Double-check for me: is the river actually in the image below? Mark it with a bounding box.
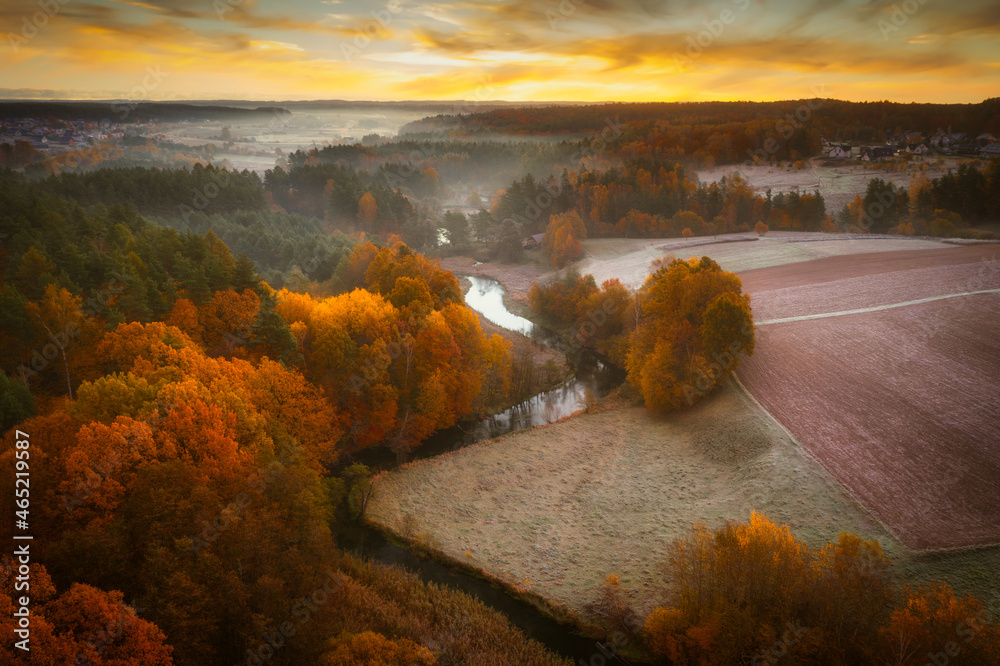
[337,275,632,663]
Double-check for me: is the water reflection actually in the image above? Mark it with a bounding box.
[388,277,626,459]
[464,275,536,337]
[353,277,623,467]
[469,356,615,439]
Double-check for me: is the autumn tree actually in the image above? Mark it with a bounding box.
[165,298,202,343]
[320,631,437,665]
[25,284,86,398]
[442,210,470,247]
[880,583,1000,666]
[477,334,513,413]
[754,220,769,236]
[358,192,378,228]
[277,243,498,458]
[590,574,635,636]
[528,273,630,356]
[542,211,587,268]
[644,514,852,663]
[341,463,376,518]
[626,256,754,411]
[0,560,173,665]
[197,288,261,357]
[0,369,35,432]
[643,513,1000,665]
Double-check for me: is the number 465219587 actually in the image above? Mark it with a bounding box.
[15,431,30,526]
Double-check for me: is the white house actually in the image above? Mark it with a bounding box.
[828,144,851,159]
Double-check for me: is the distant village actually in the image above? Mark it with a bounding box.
[824,129,999,162]
[0,117,166,150]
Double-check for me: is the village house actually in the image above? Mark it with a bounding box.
[522,232,544,250]
[861,146,894,161]
[827,144,851,159]
[979,142,1000,158]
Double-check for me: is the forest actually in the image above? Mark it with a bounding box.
[401,98,1000,146]
[0,163,579,664]
[0,101,290,124]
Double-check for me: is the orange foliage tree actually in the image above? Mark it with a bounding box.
[627,256,754,411]
[0,560,173,665]
[358,192,378,228]
[881,583,1000,666]
[644,513,1000,665]
[528,272,630,356]
[320,631,437,665]
[277,241,505,459]
[645,514,886,664]
[542,211,587,268]
[196,288,261,357]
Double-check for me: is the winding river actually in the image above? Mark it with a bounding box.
[337,275,630,663]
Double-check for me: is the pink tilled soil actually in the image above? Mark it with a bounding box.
[736,246,1000,550]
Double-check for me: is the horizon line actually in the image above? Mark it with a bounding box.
[0,97,995,107]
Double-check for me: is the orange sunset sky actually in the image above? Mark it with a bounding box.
[1,0,998,102]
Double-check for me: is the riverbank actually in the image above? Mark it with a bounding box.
[444,255,546,304]
[458,274,565,373]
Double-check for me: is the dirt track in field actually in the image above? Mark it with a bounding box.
[736,246,1000,550]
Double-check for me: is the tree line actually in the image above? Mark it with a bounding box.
[610,513,1000,665]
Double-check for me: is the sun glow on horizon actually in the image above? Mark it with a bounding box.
[1,0,998,103]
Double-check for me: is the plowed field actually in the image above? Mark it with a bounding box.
[737,245,1000,549]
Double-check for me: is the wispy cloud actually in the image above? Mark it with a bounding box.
[0,0,995,101]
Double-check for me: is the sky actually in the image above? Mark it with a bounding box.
[1,0,998,103]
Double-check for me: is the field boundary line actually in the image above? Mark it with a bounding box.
[756,288,1000,326]
[729,373,908,547]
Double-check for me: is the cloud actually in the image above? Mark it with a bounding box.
[1,0,996,102]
